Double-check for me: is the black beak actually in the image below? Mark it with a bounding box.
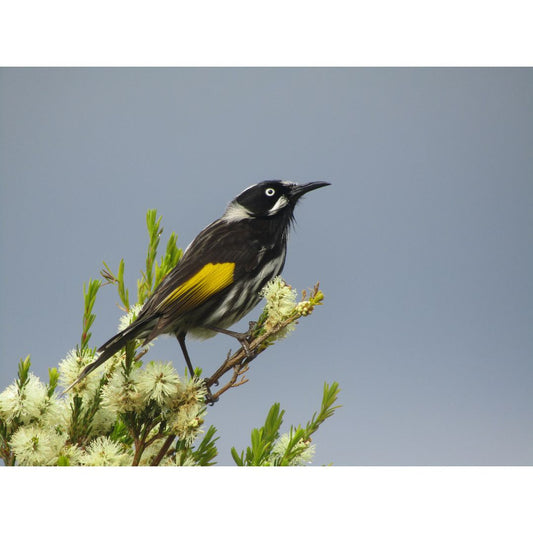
[289,181,331,201]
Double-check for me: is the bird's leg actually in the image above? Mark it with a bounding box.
[205,325,254,358]
[176,333,217,405]
[176,333,195,377]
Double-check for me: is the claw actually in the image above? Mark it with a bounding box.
[238,337,252,358]
[203,379,218,405]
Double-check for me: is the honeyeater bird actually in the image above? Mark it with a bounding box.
[64,180,330,394]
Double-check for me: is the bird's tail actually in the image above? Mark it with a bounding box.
[62,317,154,395]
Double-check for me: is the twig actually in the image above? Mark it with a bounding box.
[151,434,175,466]
[204,282,323,401]
[209,363,249,401]
[205,313,300,395]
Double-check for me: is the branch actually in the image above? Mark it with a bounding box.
[206,283,323,402]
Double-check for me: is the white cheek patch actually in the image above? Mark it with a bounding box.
[267,195,289,215]
[221,202,253,222]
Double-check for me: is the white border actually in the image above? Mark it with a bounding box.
[1,0,532,66]
[1,467,532,531]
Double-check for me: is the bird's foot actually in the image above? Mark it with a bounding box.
[203,380,219,406]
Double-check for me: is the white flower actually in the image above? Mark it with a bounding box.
[261,277,297,320]
[167,403,204,445]
[118,304,143,332]
[0,382,27,426]
[101,367,143,413]
[80,436,131,466]
[59,348,110,398]
[260,277,298,339]
[61,398,116,438]
[271,433,316,466]
[40,396,66,427]
[10,425,67,466]
[0,374,52,426]
[174,452,198,466]
[295,300,313,316]
[54,386,115,438]
[162,375,206,446]
[176,375,207,406]
[88,404,117,436]
[164,375,206,415]
[58,349,93,386]
[137,361,181,406]
[24,377,64,427]
[58,444,85,466]
[21,374,48,415]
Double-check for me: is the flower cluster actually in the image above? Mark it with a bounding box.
[0,370,68,465]
[0,307,208,466]
[80,436,131,466]
[8,425,67,466]
[271,433,316,466]
[259,277,298,340]
[258,277,324,342]
[0,373,58,427]
[0,271,329,467]
[117,304,143,332]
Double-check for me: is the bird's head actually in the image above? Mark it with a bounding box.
[222,180,330,222]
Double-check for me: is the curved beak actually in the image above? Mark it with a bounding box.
[289,181,331,201]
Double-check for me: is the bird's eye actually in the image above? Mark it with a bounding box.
[265,188,276,197]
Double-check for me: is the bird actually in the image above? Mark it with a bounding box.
[63,180,330,395]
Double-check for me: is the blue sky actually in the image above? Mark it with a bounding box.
[1,67,532,465]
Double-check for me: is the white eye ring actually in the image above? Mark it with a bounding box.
[265,188,276,197]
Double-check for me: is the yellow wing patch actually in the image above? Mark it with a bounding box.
[157,262,235,313]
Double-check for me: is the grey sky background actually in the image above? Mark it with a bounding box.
[1,68,531,465]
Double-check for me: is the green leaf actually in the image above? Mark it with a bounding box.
[16,355,31,389]
[117,258,130,309]
[47,367,59,397]
[81,279,101,350]
[232,383,340,467]
[109,418,133,446]
[231,446,244,466]
[57,456,70,466]
[238,402,285,466]
[304,381,341,436]
[191,425,219,466]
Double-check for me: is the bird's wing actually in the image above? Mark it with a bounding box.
[139,219,265,319]
[155,261,235,315]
